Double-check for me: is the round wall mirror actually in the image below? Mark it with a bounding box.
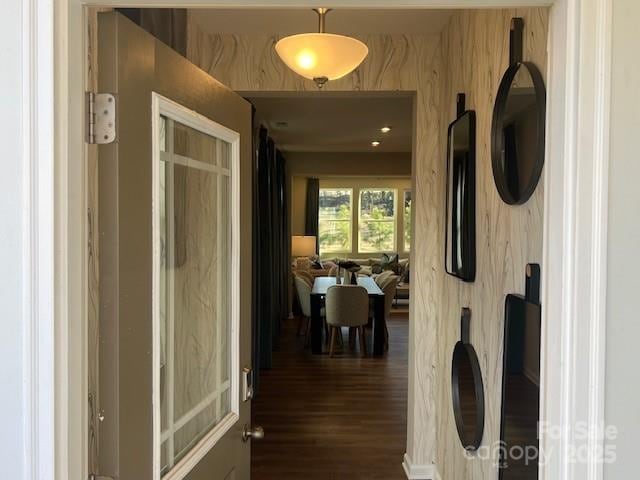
[451,309,485,451]
[491,61,546,205]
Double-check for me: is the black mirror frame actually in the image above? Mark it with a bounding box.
[498,264,541,477]
[445,93,476,282]
[451,308,485,451]
[491,18,547,205]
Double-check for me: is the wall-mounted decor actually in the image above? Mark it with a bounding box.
[445,93,476,282]
[451,307,485,451]
[491,18,546,205]
[499,264,541,478]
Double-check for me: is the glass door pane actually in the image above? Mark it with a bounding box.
[156,108,235,476]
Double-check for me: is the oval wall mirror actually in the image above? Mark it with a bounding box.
[491,18,546,205]
[451,308,485,451]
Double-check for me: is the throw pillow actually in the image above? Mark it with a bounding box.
[381,253,401,274]
[400,262,410,283]
[369,257,383,274]
[295,257,312,271]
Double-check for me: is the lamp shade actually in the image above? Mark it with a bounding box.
[291,235,317,257]
[275,33,368,84]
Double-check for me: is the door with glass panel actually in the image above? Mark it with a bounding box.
[95,12,254,480]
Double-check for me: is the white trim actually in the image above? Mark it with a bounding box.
[151,93,242,480]
[22,0,55,479]
[32,1,611,479]
[162,413,239,480]
[402,453,440,480]
[160,151,232,175]
[152,91,163,479]
[539,2,611,480]
[160,380,232,442]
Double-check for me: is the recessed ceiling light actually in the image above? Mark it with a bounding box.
[380,126,392,133]
[371,141,381,147]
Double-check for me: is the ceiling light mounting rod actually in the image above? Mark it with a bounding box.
[313,8,332,33]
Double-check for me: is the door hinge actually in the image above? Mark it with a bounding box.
[89,475,114,480]
[86,92,116,144]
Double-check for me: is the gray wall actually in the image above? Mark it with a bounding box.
[0,0,26,478]
[604,0,640,477]
[286,151,411,177]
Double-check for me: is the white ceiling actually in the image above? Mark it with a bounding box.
[189,8,455,36]
[247,93,413,153]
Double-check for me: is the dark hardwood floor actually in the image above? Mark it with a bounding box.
[251,314,409,480]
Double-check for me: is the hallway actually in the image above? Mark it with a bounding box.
[251,315,409,479]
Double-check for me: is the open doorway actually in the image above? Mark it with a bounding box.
[247,92,414,478]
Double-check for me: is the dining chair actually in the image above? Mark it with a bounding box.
[325,285,369,357]
[379,275,399,351]
[295,270,314,286]
[374,270,393,287]
[368,274,398,351]
[294,275,327,345]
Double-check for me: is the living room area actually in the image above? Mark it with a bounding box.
[249,92,413,349]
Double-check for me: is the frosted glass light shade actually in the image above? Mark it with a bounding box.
[275,33,368,83]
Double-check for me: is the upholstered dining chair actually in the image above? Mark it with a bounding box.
[379,274,399,350]
[295,270,314,287]
[374,270,393,287]
[294,274,328,345]
[325,285,369,357]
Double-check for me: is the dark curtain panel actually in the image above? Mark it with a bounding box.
[253,125,289,381]
[305,178,320,254]
[251,108,262,389]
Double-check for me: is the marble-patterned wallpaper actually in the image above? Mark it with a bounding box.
[436,8,548,479]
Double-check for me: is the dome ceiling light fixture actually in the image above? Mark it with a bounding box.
[275,8,369,88]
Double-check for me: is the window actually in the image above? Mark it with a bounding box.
[358,189,397,253]
[318,189,353,254]
[404,190,412,252]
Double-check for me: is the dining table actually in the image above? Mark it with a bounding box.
[310,276,386,356]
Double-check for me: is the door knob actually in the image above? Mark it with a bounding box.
[242,424,265,442]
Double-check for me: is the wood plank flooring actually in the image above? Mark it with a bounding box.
[251,315,409,480]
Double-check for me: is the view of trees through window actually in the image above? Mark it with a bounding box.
[358,189,396,253]
[318,189,352,254]
[404,190,412,251]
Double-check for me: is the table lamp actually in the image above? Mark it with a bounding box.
[291,235,317,258]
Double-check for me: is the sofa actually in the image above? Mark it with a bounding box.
[293,254,409,281]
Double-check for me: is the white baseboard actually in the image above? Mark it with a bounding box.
[402,453,440,480]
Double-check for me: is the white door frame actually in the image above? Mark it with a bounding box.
[20,0,611,479]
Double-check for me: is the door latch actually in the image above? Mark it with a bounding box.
[242,366,254,402]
